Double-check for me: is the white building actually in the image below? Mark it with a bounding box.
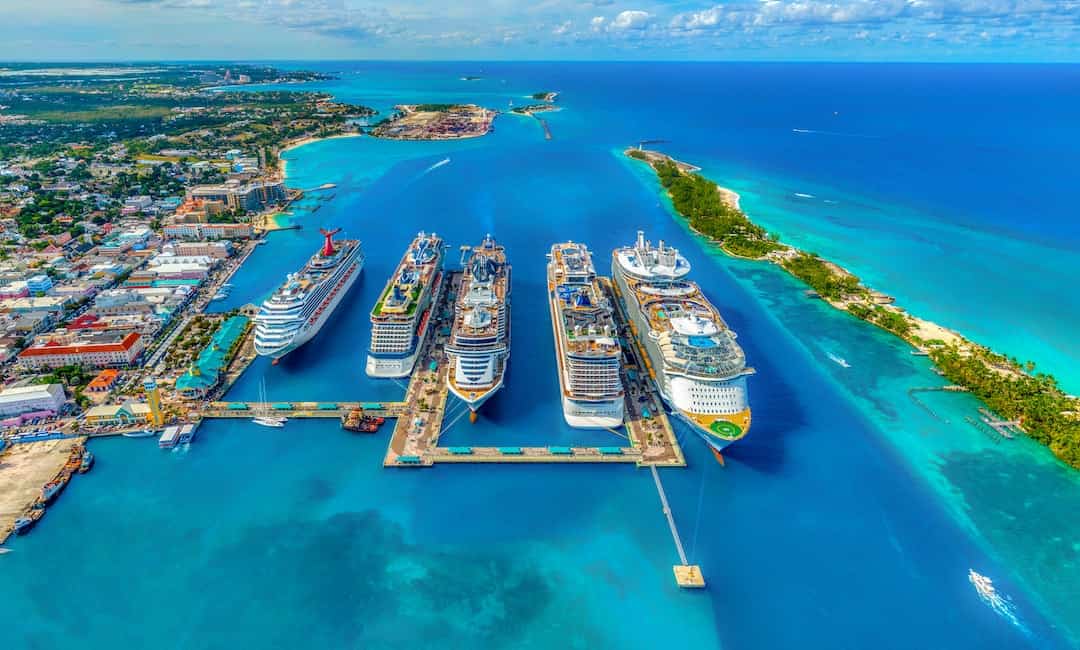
[0,383,67,416]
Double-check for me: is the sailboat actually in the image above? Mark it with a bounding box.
[252,377,286,428]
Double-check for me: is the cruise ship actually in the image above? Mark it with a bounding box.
[446,234,511,418]
[612,231,753,452]
[253,228,364,360]
[366,232,445,378]
[546,242,624,428]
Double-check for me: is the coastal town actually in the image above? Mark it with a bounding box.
[0,64,382,542]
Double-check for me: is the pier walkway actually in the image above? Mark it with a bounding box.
[601,278,685,467]
[383,271,457,467]
[203,401,406,419]
[650,465,705,588]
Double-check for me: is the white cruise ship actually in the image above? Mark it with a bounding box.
[253,228,364,360]
[547,242,624,428]
[366,232,445,378]
[446,235,510,419]
[612,231,753,452]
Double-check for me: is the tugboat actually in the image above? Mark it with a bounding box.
[341,408,385,433]
[79,449,94,474]
[13,509,44,535]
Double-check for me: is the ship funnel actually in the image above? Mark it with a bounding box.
[636,230,645,251]
[319,227,341,256]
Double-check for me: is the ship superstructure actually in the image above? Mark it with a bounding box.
[253,228,364,360]
[611,231,752,451]
[446,234,511,415]
[366,232,445,378]
[546,242,624,428]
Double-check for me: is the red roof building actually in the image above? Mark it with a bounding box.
[17,330,145,369]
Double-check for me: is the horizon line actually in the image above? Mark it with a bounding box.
[2,58,1080,65]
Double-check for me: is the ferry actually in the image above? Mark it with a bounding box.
[546,242,624,428]
[446,234,511,419]
[611,231,753,452]
[366,232,445,378]
[253,228,364,360]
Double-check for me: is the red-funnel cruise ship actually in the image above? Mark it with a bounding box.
[254,228,364,360]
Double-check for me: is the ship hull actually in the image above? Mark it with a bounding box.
[365,348,421,378]
[448,372,504,412]
[561,396,623,429]
[254,259,363,359]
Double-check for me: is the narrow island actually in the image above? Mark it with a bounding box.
[369,104,496,140]
[626,146,1080,470]
[530,91,559,102]
[510,104,560,116]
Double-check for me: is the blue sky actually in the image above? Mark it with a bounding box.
[2,1,1079,61]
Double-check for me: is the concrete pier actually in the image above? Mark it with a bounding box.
[384,271,459,467]
[600,277,686,467]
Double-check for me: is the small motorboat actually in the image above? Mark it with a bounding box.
[252,416,285,428]
[122,430,157,438]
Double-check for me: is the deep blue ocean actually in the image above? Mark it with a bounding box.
[2,63,1079,649]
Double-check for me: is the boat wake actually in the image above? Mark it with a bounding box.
[422,157,451,175]
[827,352,851,368]
[968,569,1028,635]
[792,127,878,139]
[794,192,815,199]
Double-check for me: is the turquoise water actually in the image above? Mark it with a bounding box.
[3,63,1079,649]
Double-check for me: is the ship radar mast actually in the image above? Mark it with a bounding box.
[319,227,341,256]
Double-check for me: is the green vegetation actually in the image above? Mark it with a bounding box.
[652,159,782,258]
[413,104,457,112]
[530,91,555,101]
[846,303,913,338]
[781,252,862,301]
[931,345,1080,469]
[35,364,94,389]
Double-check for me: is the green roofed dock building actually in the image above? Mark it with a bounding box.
[175,316,250,398]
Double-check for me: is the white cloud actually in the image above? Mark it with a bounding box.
[552,20,571,35]
[609,10,651,31]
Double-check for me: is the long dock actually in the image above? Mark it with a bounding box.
[204,401,406,419]
[650,465,705,588]
[382,272,685,467]
[600,277,685,467]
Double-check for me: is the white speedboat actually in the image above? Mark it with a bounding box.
[252,416,285,428]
